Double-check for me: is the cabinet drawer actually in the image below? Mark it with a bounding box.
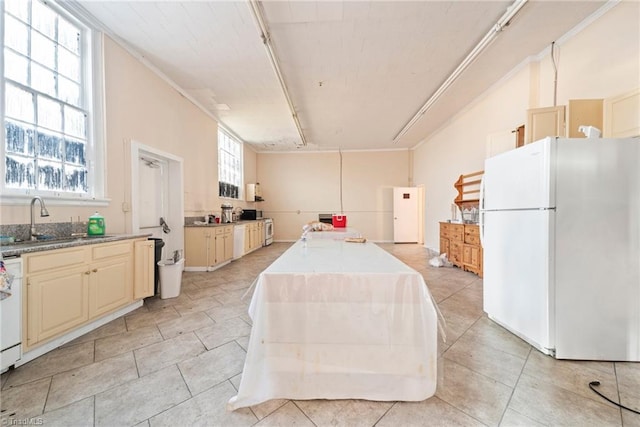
[450,225,464,242]
[464,225,479,236]
[464,234,480,245]
[91,242,132,260]
[215,227,225,235]
[25,247,87,275]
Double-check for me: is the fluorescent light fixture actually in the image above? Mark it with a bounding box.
[393,0,528,144]
[248,0,308,147]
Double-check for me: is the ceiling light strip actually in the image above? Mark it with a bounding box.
[248,0,307,147]
[392,0,529,143]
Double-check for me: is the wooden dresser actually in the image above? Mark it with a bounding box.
[439,222,482,277]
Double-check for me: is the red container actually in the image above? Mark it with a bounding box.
[332,214,347,228]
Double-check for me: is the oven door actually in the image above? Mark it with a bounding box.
[264,220,273,245]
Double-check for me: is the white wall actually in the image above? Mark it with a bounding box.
[413,2,640,250]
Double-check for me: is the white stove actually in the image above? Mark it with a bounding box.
[264,218,273,246]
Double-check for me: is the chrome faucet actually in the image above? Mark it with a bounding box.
[30,196,50,241]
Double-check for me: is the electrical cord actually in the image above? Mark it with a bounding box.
[588,381,640,415]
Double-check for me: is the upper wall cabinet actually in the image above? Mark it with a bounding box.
[525,106,566,144]
[603,88,640,138]
[526,99,606,143]
[566,99,603,137]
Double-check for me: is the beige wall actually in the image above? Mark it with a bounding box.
[257,150,410,241]
[413,2,640,251]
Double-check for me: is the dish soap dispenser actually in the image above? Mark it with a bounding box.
[88,212,105,236]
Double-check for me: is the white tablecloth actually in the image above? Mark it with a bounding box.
[228,239,438,410]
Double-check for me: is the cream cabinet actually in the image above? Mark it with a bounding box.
[603,88,640,138]
[134,240,155,299]
[525,106,566,144]
[185,227,212,268]
[526,100,606,143]
[23,239,145,350]
[88,243,133,318]
[214,225,233,264]
[184,225,233,270]
[243,222,264,254]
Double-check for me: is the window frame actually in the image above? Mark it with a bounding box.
[1,0,107,206]
[217,128,243,200]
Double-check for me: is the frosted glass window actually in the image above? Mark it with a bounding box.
[58,76,80,106]
[37,131,63,160]
[58,18,80,55]
[218,130,243,199]
[4,49,29,85]
[5,84,35,123]
[5,120,35,156]
[5,0,29,22]
[4,15,29,55]
[3,0,95,196]
[64,106,86,139]
[38,159,63,190]
[31,30,56,69]
[31,0,56,39]
[37,95,62,132]
[58,47,80,82]
[31,62,56,97]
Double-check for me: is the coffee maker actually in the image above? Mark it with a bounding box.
[221,203,233,223]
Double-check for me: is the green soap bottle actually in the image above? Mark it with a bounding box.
[88,212,105,236]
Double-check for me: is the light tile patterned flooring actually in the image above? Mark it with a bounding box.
[1,242,639,426]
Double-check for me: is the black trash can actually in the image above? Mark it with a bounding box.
[148,238,165,295]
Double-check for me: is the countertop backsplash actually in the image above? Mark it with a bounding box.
[0,221,89,243]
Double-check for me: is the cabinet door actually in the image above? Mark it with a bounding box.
[89,256,132,318]
[27,267,89,348]
[244,226,251,253]
[185,228,210,267]
[439,237,450,256]
[449,242,463,267]
[134,240,154,299]
[603,88,640,137]
[567,99,603,137]
[526,106,565,143]
[223,227,234,262]
[214,234,224,264]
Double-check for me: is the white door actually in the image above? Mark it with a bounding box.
[393,187,418,243]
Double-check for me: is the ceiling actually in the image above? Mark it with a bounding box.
[70,0,608,152]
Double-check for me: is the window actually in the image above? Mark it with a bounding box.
[2,0,104,201]
[218,129,242,199]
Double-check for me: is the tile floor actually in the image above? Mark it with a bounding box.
[1,242,639,426]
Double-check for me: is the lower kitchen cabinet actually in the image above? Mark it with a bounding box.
[23,239,150,350]
[439,222,482,277]
[25,264,90,347]
[134,239,155,299]
[185,225,233,270]
[88,243,133,318]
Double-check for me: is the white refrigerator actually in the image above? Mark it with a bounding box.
[480,137,640,361]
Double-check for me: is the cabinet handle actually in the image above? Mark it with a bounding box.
[85,271,91,275]
[92,268,98,273]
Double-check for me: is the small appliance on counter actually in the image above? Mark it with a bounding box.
[240,209,263,220]
[221,204,233,223]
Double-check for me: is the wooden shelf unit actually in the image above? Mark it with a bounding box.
[454,170,483,210]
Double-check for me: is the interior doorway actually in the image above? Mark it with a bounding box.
[130,141,184,261]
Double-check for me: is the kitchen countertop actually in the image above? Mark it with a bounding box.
[0,233,151,257]
[184,219,266,227]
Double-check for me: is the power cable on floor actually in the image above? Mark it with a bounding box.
[588,381,640,415]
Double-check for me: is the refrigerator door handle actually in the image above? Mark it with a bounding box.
[479,176,485,246]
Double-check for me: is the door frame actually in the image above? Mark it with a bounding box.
[130,141,184,259]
